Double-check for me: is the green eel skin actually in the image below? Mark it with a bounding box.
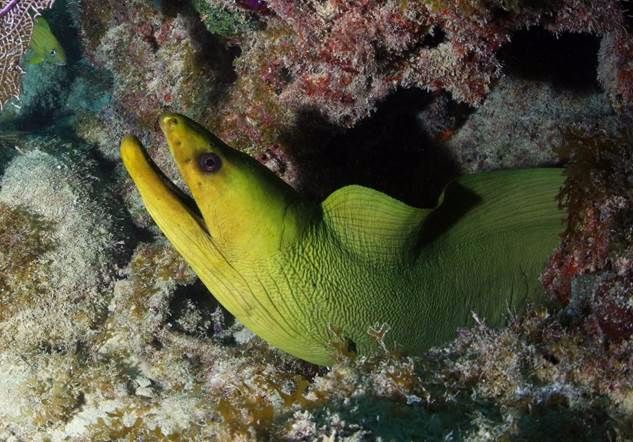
[120,113,565,366]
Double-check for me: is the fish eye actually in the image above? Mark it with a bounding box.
[197,152,222,173]
[49,49,56,56]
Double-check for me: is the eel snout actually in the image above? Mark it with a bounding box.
[120,133,207,235]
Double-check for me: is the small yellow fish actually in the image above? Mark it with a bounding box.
[26,16,66,65]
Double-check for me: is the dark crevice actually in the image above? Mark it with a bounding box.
[282,88,460,208]
[421,25,446,49]
[499,28,601,93]
[187,14,240,86]
[177,3,241,109]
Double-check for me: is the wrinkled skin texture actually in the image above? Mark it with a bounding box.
[121,113,565,365]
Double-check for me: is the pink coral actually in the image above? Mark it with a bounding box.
[0,0,55,110]
[215,0,627,152]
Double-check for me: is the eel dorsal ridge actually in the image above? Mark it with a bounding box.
[320,185,433,264]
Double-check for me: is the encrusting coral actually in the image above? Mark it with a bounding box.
[0,202,56,322]
[446,76,620,173]
[598,31,633,116]
[75,0,630,167]
[209,0,629,151]
[0,135,132,435]
[542,129,633,338]
[0,146,121,353]
[77,0,230,132]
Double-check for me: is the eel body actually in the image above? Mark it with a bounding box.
[121,113,564,366]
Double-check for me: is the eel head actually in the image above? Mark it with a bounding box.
[120,113,310,264]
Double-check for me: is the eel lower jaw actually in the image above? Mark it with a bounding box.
[124,136,210,237]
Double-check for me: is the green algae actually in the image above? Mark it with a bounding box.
[191,0,254,37]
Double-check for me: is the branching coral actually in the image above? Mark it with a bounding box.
[0,0,55,110]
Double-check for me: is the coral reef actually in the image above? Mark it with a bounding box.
[0,0,632,439]
[598,31,633,117]
[2,127,630,441]
[191,0,257,38]
[542,129,633,340]
[77,0,232,130]
[74,0,630,164]
[0,137,130,356]
[211,0,628,152]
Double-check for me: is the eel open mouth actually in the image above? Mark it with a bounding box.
[120,135,210,236]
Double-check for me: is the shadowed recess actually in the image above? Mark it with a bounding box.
[282,88,461,208]
[498,28,601,93]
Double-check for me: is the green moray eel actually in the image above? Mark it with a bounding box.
[120,113,564,366]
[26,17,66,66]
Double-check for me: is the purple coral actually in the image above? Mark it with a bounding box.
[0,0,19,18]
[237,0,269,13]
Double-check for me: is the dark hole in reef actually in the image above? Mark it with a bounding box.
[143,33,160,53]
[153,0,190,16]
[282,88,459,208]
[345,337,358,354]
[491,6,513,19]
[182,3,241,103]
[421,25,446,48]
[542,352,560,365]
[277,66,293,90]
[498,28,601,93]
[167,279,235,338]
[375,26,445,63]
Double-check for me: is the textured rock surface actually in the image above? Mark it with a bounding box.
[447,77,619,172]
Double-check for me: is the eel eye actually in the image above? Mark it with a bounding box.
[49,49,56,56]
[198,152,222,173]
